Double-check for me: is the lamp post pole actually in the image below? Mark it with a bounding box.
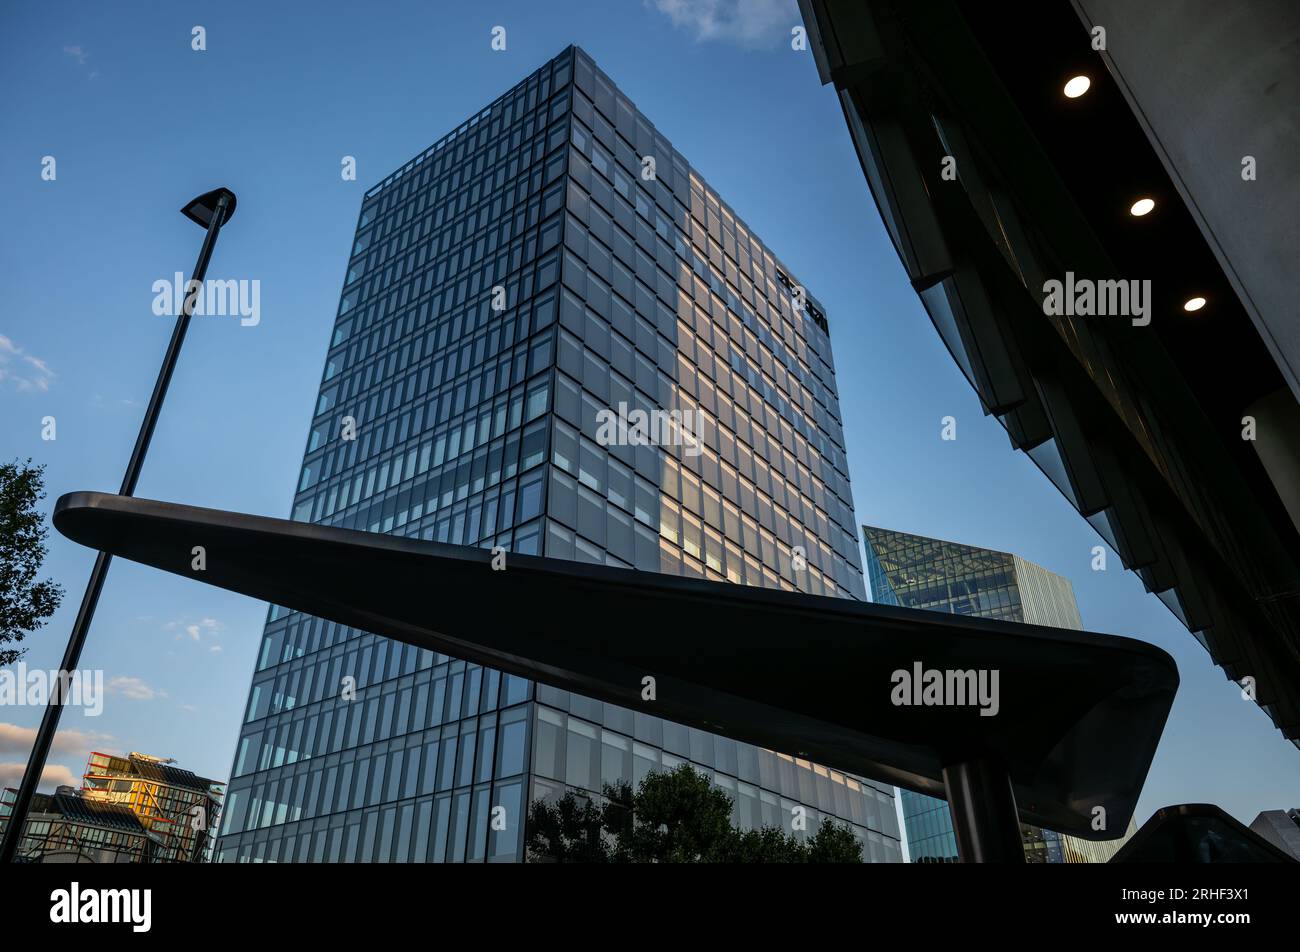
[0,188,236,864]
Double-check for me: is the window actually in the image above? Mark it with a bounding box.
[496,706,528,778]
[565,718,598,791]
[533,706,564,780]
[520,419,547,470]
[524,377,549,421]
[517,471,544,523]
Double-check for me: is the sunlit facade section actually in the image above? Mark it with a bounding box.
[81,752,224,863]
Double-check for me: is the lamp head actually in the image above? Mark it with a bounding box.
[181,187,237,228]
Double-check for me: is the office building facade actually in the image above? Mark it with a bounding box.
[214,46,899,863]
[864,525,1130,862]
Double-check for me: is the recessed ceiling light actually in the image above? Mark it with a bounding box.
[1130,197,1155,217]
[1063,75,1091,98]
[1183,296,1207,312]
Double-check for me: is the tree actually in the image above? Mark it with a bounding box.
[0,459,63,665]
[806,814,870,862]
[526,763,864,863]
[625,764,737,862]
[524,783,611,862]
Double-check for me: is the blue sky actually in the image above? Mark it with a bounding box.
[2,0,1296,830]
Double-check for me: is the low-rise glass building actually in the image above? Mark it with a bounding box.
[864,524,1131,862]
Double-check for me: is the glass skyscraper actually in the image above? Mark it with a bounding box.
[863,524,1132,862]
[212,46,900,863]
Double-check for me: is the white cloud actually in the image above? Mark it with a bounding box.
[0,761,78,792]
[0,334,55,393]
[0,722,113,757]
[165,616,222,645]
[62,44,97,79]
[107,676,164,701]
[0,722,113,793]
[648,0,798,49]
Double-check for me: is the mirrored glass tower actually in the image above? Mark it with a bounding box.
[213,46,898,863]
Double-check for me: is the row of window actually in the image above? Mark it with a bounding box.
[245,641,528,728]
[308,294,560,519]
[218,780,525,864]
[346,161,566,339]
[261,611,442,673]
[355,61,569,261]
[321,228,560,429]
[12,821,145,857]
[363,51,569,205]
[297,373,550,524]
[223,705,529,838]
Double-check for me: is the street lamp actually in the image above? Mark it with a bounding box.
[0,188,237,864]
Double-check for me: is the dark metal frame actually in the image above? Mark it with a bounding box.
[53,491,1178,860]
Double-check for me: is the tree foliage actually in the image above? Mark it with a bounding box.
[526,763,864,863]
[0,459,63,665]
